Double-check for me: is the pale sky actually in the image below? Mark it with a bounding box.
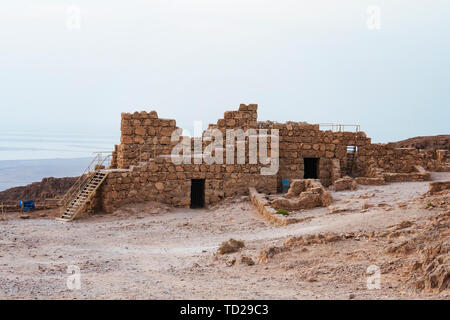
[0,0,449,143]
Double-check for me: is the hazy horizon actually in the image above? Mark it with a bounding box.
[1,0,449,147]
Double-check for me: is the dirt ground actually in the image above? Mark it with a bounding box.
[1,173,449,299]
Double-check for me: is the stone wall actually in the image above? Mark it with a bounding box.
[382,165,430,182]
[270,179,333,210]
[357,145,439,175]
[249,187,300,225]
[258,121,371,187]
[113,111,179,169]
[437,150,450,165]
[213,104,258,130]
[99,156,277,213]
[429,180,450,194]
[99,103,447,214]
[102,104,284,213]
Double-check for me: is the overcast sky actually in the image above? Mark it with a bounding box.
[0,0,449,142]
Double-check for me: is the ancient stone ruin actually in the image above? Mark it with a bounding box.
[270,179,333,210]
[85,103,449,214]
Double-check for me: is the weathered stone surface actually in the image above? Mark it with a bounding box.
[248,188,302,226]
[429,180,450,194]
[334,176,357,191]
[355,177,386,185]
[270,179,332,210]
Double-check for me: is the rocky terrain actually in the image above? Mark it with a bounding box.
[388,135,450,150]
[0,173,449,299]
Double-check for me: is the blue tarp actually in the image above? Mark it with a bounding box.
[282,179,290,193]
[19,199,35,212]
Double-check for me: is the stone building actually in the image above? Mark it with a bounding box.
[94,104,449,213]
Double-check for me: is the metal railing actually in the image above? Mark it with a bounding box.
[58,152,112,212]
[319,123,360,132]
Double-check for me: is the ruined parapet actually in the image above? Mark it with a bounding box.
[109,144,119,169]
[270,179,332,210]
[249,187,301,225]
[435,150,450,171]
[330,159,341,184]
[353,161,430,184]
[216,104,258,130]
[354,176,386,185]
[436,150,449,164]
[117,110,179,169]
[382,165,430,182]
[428,180,450,194]
[334,176,357,191]
[357,145,440,174]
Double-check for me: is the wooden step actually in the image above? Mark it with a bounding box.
[57,170,109,222]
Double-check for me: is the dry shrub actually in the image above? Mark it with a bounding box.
[218,238,245,255]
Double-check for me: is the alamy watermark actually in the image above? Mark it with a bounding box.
[366,264,381,289]
[66,265,81,290]
[66,5,81,31]
[366,5,381,30]
[170,123,279,175]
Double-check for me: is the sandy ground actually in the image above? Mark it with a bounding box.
[0,172,449,299]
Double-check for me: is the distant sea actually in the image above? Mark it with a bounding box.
[0,132,119,191]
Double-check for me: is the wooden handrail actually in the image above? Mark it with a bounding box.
[59,153,112,213]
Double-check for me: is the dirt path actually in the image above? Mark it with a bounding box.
[0,172,449,299]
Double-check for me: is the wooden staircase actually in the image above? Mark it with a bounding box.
[57,171,108,222]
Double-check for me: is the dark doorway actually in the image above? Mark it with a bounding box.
[190,179,205,208]
[304,158,319,179]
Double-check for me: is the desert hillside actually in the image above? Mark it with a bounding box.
[0,177,77,202]
[388,135,450,150]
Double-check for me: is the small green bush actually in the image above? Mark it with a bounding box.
[276,209,289,216]
[426,201,433,208]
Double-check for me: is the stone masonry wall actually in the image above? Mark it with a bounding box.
[258,121,371,187]
[114,111,179,169]
[100,103,445,213]
[99,156,277,213]
[356,144,439,175]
